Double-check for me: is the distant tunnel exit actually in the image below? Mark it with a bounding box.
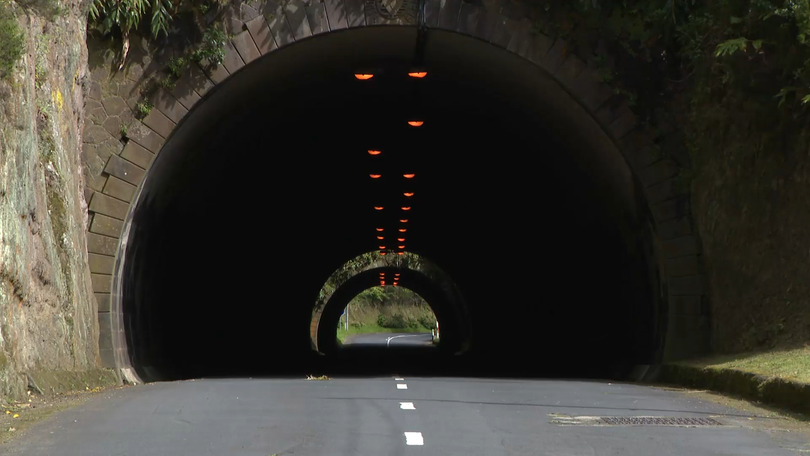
[113,26,666,382]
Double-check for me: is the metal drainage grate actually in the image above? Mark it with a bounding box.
[599,417,723,426]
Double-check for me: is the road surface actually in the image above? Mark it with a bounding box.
[344,332,434,347]
[2,376,808,455]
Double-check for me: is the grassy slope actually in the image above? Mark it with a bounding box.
[679,345,810,384]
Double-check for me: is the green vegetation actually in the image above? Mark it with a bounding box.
[680,345,810,384]
[335,286,437,344]
[0,3,24,79]
[135,99,153,119]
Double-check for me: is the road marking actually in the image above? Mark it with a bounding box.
[404,432,424,445]
[386,334,423,347]
[400,402,415,410]
[397,384,408,390]
[394,377,405,381]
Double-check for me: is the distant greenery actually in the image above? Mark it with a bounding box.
[336,286,436,344]
[0,3,24,79]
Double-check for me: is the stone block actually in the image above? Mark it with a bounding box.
[595,99,629,126]
[87,232,119,256]
[618,129,654,155]
[171,74,203,111]
[247,16,278,55]
[456,3,480,35]
[639,159,679,187]
[200,59,230,84]
[151,88,188,124]
[344,0,365,27]
[104,155,146,186]
[232,31,262,65]
[663,235,700,259]
[98,311,113,350]
[89,192,130,220]
[241,2,261,22]
[666,255,699,277]
[554,53,587,88]
[266,6,296,47]
[542,38,568,75]
[84,124,114,145]
[89,81,102,100]
[608,110,637,140]
[188,63,216,96]
[489,18,511,48]
[143,109,176,139]
[439,0,462,30]
[651,197,689,224]
[89,253,116,274]
[306,1,329,35]
[629,145,662,170]
[120,141,155,169]
[286,0,313,39]
[646,177,679,204]
[579,82,613,112]
[101,97,128,117]
[473,7,499,41]
[424,0,440,27]
[95,293,111,312]
[103,176,137,203]
[323,0,348,30]
[669,275,705,296]
[102,116,123,137]
[527,32,554,65]
[126,122,164,153]
[87,173,108,193]
[669,295,702,316]
[99,348,116,369]
[90,214,124,237]
[657,217,692,241]
[91,273,113,293]
[222,40,246,74]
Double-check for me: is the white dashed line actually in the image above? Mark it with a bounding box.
[397,384,408,390]
[404,432,424,445]
[394,377,405,381]
[400,402,415,410]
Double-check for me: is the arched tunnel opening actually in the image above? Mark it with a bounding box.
[116,26,665,382]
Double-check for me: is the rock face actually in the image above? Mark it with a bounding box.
[0,1,100,398]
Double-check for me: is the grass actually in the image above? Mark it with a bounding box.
[679,345,810,384]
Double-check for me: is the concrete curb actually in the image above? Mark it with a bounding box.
[641,364,810,416]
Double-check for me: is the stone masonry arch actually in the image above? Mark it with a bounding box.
[81,0,706,374]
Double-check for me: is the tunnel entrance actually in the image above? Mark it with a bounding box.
[114,26,665,382]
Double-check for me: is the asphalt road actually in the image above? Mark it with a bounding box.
[2,377,808,456]
[344,332,434,347]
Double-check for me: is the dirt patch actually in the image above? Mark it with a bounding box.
[0,381,130,445]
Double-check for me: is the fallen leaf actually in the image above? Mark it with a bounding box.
[13,414,19,418]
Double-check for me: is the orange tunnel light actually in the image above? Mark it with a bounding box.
[397,238,405,242]
[408,121,424,127]
[381,281,385,285]
[403,174,415,179]
[370,174,381,179]
[400,219,408,223]
[377,236,384,240]
[401,207,411,211]
[355,74,374,80]
[379,246,386,249]
[404,192,414,197]
[398,228,407,232]
[380,252,387,256]
[374,206,384,210]
[368,150,381,155]
[408,72,427,78]
[376,228,384,232]
[398,245,405,249]
[398,252,404,255]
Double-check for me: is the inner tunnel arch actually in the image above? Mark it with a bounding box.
[89,14,708,382]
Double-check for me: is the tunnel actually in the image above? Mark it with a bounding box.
[115,26,666,382]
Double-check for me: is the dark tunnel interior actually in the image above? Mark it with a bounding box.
[119,26,666,382]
